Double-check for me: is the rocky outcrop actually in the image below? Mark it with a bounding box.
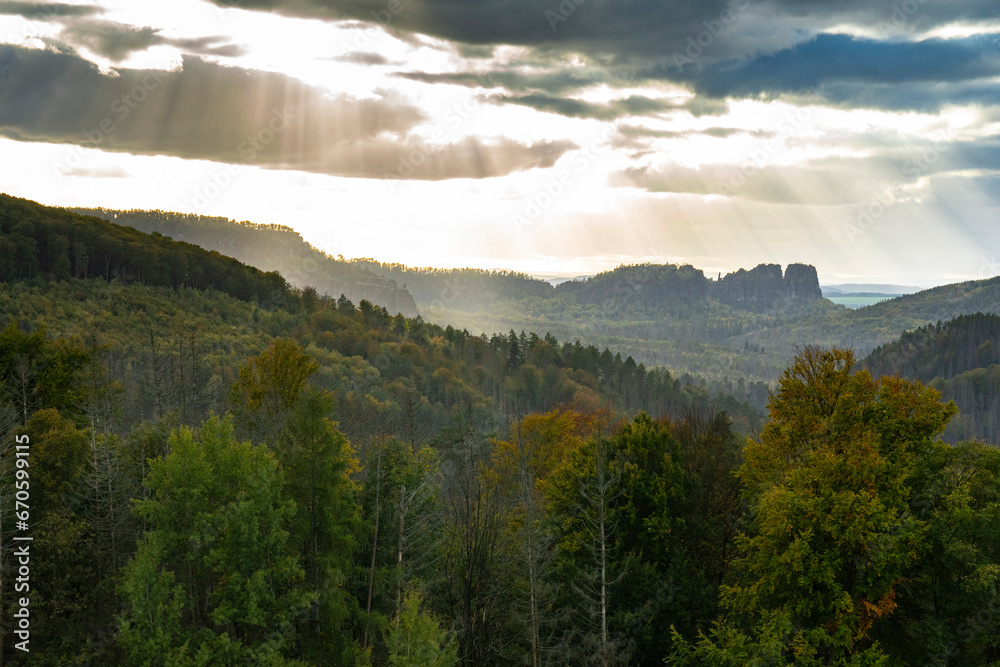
[782,263,823,300]
[716,263,822,308]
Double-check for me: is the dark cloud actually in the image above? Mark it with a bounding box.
[59,21,160,60]
[670,33,1000,104]
[453,43,495,59]
[702,127,747,138]
[170,36,246,58]
[815,78,1000,112]
[611,139,1000,205]
[930,174,1000,205]
[198,0,1000,121]
[0,1,101,18]
[200,0,1000,63]
[944,139,1000,173]
[204,0,743,61]
[298,135,577,180]
[58,19,246,61]
[612,161,890,205]
[0,45,572,180]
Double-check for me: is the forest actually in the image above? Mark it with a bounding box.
[864,313,1000,444]
[77,206,1000,391]
[71,207,419,318]
[79,202,1000,445]
[2,195,1000,665]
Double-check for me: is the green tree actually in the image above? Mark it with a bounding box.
[232,338,366,662]
[229,338,319,446]
[385,590,458,667]
[545,434,631,667]
[0,321,88,421]
[281,389,365,662]
[875,439,1000,664]
[672,347,957,665]
[118,416,314,666]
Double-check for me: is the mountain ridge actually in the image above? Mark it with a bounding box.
[72,207,420,317]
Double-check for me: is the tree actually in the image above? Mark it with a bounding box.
[229,338,319,446]
[874,439,1000,664]
[118,416,314,666]
[545,435,630,667]
[438,425,514,665]
[0,321,88,422]
[672,347,957,665]
[385,590,458,667]
[231,338,366,663]
[490,409,606,666]
[281,389,364,662]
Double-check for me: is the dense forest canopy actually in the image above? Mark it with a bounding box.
[69,203,1000,394]
[0,195,291,304]
[2,194,1000,665]
[864,312,1000,444]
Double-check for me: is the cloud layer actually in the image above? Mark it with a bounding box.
[0,45,572,179]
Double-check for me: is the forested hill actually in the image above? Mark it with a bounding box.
[1,194,291,304]
[0,232,769,664]
[863,312,1000,444]
[7,195,1000,665]
[865,312,1000,382]
[852,275,1000,323]
[73,207,419,317]
[1,192,765,436]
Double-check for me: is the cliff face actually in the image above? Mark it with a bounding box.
[717,263,822,308]
[718,264,784,305]
[782,263,823,300]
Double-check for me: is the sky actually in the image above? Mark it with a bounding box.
[0,0,999,286]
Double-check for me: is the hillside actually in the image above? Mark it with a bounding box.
[0,195,763,437]
[1,194,292,304]
[0,202,769,665]
[355,259,825,316]
[64,205,840,384]
[2,193,995,667]
[54,201,1000,390]
[354,260,841,383]
[863,313,1000,444]
[73,208,419,317]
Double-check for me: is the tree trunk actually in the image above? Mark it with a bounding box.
[395,483,405,622]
